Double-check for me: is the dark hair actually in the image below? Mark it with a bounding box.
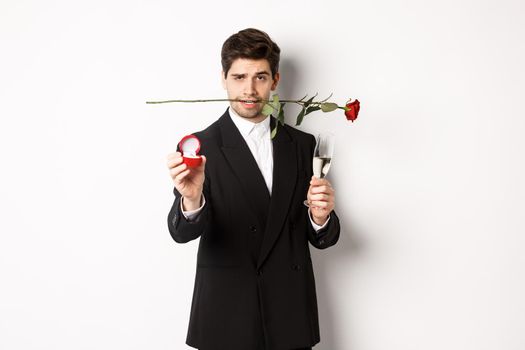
[221,28,281,79]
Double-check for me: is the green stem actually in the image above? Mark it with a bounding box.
[146,99,234,104]
[146,98,342,109]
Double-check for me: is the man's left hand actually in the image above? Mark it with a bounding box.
[307,176,335,226]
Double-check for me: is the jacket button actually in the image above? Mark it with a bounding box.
[250,226,257,233]
[319,239,325,245]
[292,264,301,271]
[257,270,263,276]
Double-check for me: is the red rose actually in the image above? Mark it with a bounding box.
[345,99,360,122]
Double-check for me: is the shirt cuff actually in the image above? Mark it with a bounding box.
[308,208,330,232]
[181,195,206,221]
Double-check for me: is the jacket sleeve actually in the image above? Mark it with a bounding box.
[307,210,340,249]
[167,177,211,244]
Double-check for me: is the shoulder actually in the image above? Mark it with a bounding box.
[281,122,316,147]
[194,120,220,142]
[190,110,228,154]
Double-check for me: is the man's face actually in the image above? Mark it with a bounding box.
[222,58,280,123]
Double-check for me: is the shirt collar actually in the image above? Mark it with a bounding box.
[228,107,271,138]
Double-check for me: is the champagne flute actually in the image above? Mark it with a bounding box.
[304,132,335,207]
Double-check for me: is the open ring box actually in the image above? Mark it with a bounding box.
[179,134,202,168]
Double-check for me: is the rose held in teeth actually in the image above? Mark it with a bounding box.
[240,97,261,107]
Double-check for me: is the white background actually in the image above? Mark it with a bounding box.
[1,0,524,349]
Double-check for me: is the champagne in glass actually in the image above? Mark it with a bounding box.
[312,156,331,178]
[312,133,334,178]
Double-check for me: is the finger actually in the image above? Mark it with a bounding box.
[309,185,331,195]
[316,199,335,211]
[167,152,183,164]
[196,155,207,170]
[308,191,335,205]
[174,168,191,183]
[310,177,331,186]
[309,176,323,186]
[309,193,329,202]
[170,163,188,179]
[167,152,182,160]
[310,185,334,195]
[309,177,331,187]
[309,200,329,208]
[167,156,184,169]
[307,192,333,204]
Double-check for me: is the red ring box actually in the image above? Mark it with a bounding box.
[179,134,202,168]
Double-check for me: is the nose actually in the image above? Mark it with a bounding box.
[244,78,256,96]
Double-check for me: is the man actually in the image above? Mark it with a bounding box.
[166,28,340,350]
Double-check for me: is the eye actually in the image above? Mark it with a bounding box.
[256,75,267,81]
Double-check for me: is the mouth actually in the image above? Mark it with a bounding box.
[238,98,260,108]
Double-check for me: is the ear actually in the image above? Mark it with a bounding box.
[221,71,227,89]
[271,72,280,91]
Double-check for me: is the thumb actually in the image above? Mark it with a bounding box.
[197,155,207,170]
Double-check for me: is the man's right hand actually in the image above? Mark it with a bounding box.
[166,152,206,211]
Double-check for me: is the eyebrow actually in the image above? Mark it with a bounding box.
[230,71,271,78]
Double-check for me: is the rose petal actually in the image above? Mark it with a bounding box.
[345,99,360,122]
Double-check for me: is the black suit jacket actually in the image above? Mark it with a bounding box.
[168,110,340,350]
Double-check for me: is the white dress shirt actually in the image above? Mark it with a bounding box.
[181,108,329,231]
[229,107,273,194]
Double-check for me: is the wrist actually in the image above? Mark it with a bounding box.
[312,214,329,226]
[313,218,327,226]
[182,195,202,211]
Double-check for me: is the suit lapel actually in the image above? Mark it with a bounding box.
[257,122,297,270]
[218,112,270,228]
